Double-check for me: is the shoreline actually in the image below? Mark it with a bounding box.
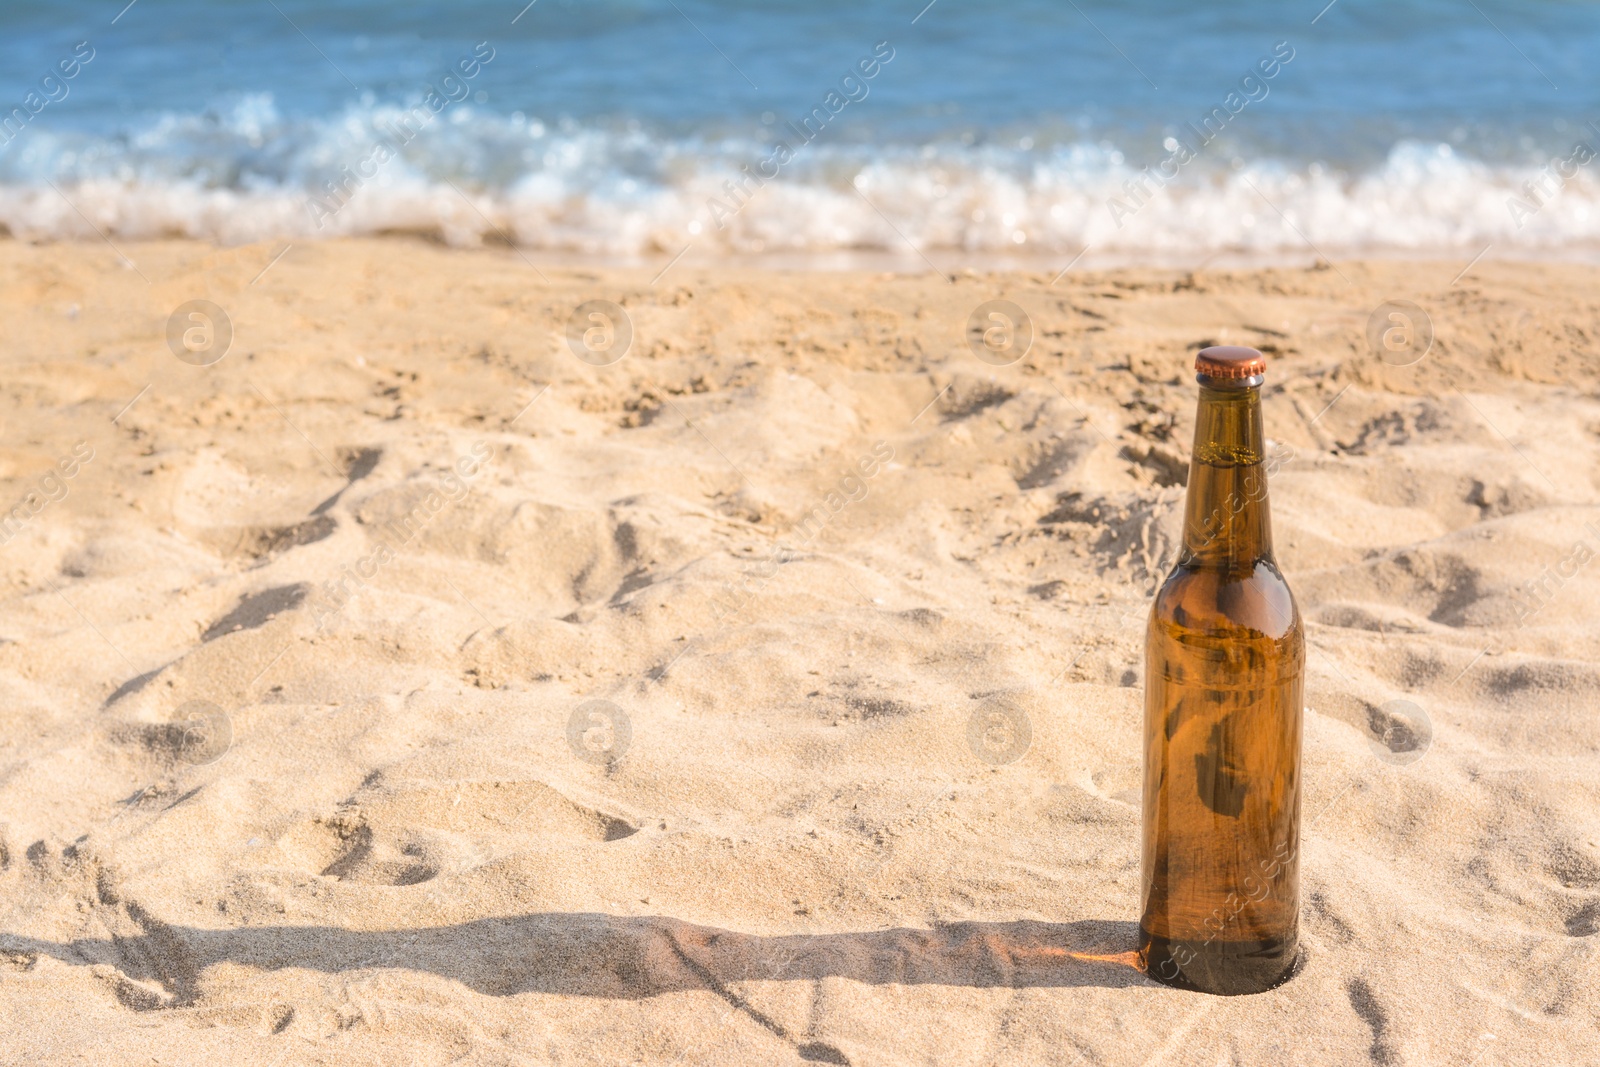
[12,233,1600,274]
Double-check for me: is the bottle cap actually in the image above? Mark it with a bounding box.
[1195,345,1266,381]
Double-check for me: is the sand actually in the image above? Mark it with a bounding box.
[0,238,1597,1065]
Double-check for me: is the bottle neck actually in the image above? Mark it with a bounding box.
[1180,379,1274,570]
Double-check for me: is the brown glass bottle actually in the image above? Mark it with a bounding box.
[1140,346,1304,995]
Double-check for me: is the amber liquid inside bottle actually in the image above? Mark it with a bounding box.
[1140,376,1304,995]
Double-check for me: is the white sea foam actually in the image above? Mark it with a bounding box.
[2,98,1597,256]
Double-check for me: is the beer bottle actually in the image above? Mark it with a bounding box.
[1140,346,1305,995]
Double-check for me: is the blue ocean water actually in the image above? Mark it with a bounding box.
[0,0,1597,255]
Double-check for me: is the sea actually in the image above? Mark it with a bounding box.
[2,0,1598,262]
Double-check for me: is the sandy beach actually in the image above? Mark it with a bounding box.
[1,238,1597,1065]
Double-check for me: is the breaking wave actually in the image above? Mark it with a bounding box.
[3,95,1598,257]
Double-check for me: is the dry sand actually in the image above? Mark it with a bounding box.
[0,239,1597,1065]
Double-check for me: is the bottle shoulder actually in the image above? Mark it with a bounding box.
[1151,558,1301,644]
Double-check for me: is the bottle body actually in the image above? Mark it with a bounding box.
[1140,366,1304,995]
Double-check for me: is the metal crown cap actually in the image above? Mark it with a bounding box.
[1195,345,1267,380]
